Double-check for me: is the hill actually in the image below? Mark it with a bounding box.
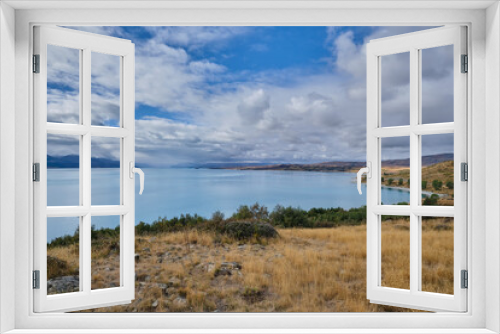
[47,155,120,168]
[220,153,453,173]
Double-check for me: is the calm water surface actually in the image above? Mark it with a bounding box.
[47,168,410,241]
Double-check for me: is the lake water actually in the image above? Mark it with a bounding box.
[47,168,410,241]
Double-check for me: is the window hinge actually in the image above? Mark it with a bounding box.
[33,270,40,289]
[461,270,468,289]
[33,54,40,73]
[461,54,468,73]
[33,163,40,182]
[461,162,468,181]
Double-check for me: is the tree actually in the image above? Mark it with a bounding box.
[407,179,410,186]
[432,179,443,190]
[381,177,385,183]
[387,178,394,186]
[446,181,454,190]
[398,178,404,186]
[422,180,427,189]
[423,194,439,206]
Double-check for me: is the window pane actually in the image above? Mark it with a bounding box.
[421,216,454,294]
[381,52,410,127]
[91,216,121,290]
[91,52,121,127]
[47,134,80,206]
[381,136,410,205]
[47,44,80,124]
[381,215,410,290]
[47,217,80,295]
[421,45,454,124]
[421,133,454,206]
[91,137,121,205]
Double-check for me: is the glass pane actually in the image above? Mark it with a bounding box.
[91,137,121,205]
[381,52,410,127]
[381,136,410,205]
[47,134,80,206]
[47,217,80,295]
[421,45,454,124]
[421,216,454,294]
[91,216,121,290]
[421,133,454,206]
[47,45,80,124]
[381,215,410,290]
[91,52,121,127]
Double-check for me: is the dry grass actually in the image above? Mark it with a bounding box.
[380,161,454,205]
[47,221,454,312]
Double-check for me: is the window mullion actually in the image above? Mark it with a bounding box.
[409,47,420,294]
[82,47,92,294]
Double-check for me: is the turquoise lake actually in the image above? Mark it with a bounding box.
[46,168,410,241]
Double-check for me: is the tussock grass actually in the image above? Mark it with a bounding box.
[47,219,453,312]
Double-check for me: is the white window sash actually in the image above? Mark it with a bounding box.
[366,26,468,312]
[33,25,136,313]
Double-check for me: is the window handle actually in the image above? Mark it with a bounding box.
[357,162,371,195]
[129,162,145,195]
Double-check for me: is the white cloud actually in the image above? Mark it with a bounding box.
[49,26,453,166]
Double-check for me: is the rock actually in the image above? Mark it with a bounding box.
[142,247,151,253]
[167,277,181,287]
[145,275,151,282]
[104,267,110,272]
[207,262,215,273]
[156,283,168,295]
[215,268,232,276]
[152,300,158,308]
[174,297,187,307]
[238,245,246,250]
[135,254,140,263]
[149,237,157,243]
[221,262,242,270]
[109,282,117,288]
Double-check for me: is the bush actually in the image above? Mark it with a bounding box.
[432,180,443,190]
[422,180,427,189]
[446,181,454,190]
[381,177,385,183]
[387,178,394,186]
[398,178,404,186]
[423,194,439,206]
[223,221,278,240]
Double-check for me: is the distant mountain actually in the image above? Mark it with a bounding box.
[217,153,454,172]
[381,153,454,168]
[47,155,120,168]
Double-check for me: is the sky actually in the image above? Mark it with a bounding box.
[46,26,454,167]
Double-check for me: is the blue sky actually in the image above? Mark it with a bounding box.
[47,26,453,167]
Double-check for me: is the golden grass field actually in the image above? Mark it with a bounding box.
[47,219,454,313]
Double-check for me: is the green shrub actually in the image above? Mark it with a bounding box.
[423,194,440,206]
[432,180,443,190]
[422,180,427,189]
[223,221,278,240]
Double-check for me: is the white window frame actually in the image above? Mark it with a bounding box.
[1,1,499,333]
[33,25,136,312]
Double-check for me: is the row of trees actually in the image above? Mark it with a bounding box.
[382,177,453,191]
[48,203,373,247]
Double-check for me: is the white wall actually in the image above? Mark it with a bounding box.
[0,2,16,333]
[486,2,500,333]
